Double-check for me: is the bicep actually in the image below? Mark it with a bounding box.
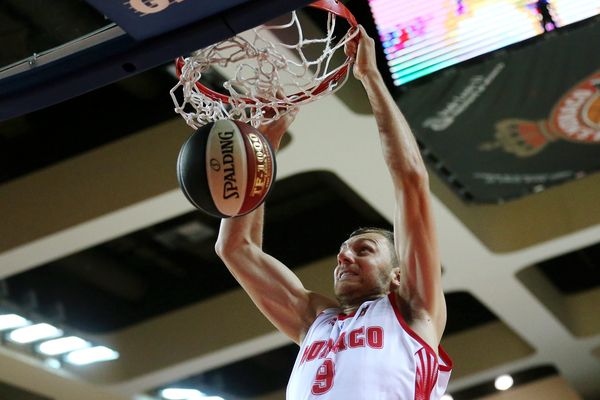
[219,244,336,344]
[394,174,446,331]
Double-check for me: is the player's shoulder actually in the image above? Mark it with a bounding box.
[309,291,339,316]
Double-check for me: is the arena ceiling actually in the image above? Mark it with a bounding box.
[0,1,599,400]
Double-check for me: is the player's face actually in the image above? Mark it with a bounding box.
[333,232,398,303]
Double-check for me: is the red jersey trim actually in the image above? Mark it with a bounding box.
[337,311,357,321]
[317,308,338,317]
[388,292,453,372]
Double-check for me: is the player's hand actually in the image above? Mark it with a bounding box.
[344,25,378,82]
[258,108,298,151]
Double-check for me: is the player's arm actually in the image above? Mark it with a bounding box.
[215,113,338,345]
[349,26,446,341]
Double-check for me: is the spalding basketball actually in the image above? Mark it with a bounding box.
[177,120,276,218]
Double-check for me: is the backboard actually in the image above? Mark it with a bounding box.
[0,0,314,121]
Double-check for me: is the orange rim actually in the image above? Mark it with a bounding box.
[174,0,357,108]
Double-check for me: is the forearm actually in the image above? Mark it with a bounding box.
[359,71,427,182]
[216,114,290,254]
[216,204,264,257]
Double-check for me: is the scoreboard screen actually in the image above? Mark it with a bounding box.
[367,0,600,86]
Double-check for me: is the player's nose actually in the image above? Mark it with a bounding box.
[337,248,354,265]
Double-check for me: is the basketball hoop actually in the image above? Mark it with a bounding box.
[170,0,358,128]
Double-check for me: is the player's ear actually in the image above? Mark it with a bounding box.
[389,267,401,290]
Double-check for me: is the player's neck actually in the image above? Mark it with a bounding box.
[338,293,387,315]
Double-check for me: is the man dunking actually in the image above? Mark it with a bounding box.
[215,26,452,400]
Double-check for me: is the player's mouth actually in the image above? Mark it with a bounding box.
[338,269,359,281]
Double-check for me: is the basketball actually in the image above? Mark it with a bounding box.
[177,120,277,218]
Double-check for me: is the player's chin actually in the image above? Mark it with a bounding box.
[334,281,358,297]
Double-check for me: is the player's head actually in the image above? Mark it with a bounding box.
[334,227,401,304]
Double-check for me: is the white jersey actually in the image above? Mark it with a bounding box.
[286,293,452,400]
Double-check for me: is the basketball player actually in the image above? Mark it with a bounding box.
[215,25,452,399]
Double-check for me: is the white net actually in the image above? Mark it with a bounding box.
[170,9,358,128]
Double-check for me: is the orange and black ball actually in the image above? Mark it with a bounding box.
[177,120,276,218]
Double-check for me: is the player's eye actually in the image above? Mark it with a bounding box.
[358,246,373,255]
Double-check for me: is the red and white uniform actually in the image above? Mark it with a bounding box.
[286,293,452,400]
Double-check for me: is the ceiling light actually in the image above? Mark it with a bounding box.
[7,323,63,343]
[494,374,514,391]
[38,336,91,356]
[160,388,225,400]
[160,388,205,400]
[64,346,119,365]
[0,314,31,331]
[44,358,62,369]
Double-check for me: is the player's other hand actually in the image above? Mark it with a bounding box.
[344,25,378,82]
[258,108,298,151]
